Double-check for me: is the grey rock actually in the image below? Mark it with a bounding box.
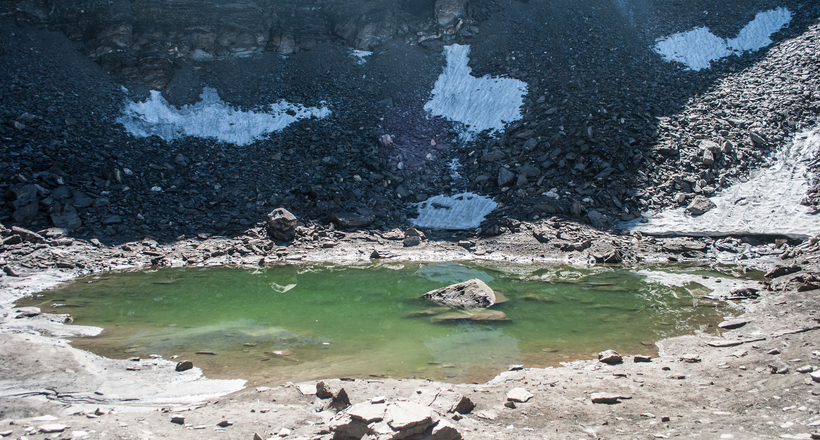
[598,349,623,365]
[506,387,533,403]
[386,402,437,435]
[316,380,334,399]
[329,212,375,229]
[423,279,497,308]
[175,360,193,372]
[749,131,768,147]
[590,392,631,404]
[51,204,82,231]
[480,150,506,163]
[686,195,716,216]
[518,164,540,178]
[587,210,608,229]
[331,388,351,410]
[38,424,67,433]
[71,190,95,208]
[102,215,123,225]
[266,208,297,241]
[435,0,467,26]
[498,168,516,187]
[633,355,652,363]
[403,235,422,247]
[718,320,748,330]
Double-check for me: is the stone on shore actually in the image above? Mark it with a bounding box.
[598,349,623,365]
[267,208,298,241]
[506,388,533,403]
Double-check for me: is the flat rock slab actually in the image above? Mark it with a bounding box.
[387,401,437,432]
[422,279,497,308]
[506,387,533,403]
[38,424,67,433]
[347,402,387,423]
[718,320,749,329]
[591,393,632,404]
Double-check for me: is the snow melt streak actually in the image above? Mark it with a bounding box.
[413,193,497,230]
[626,129,820,239]
[424,45,527,136]
[654,7,791,71]
[118,87,330,146]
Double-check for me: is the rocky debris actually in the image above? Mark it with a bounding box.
[170,416,185,425]
[422,279,497,308]
[634,355,652,363]
[765,265,802,279]
[267,208,298,242]
[598,350,623,365]
[686,195,716,216]
[329,400,461,440]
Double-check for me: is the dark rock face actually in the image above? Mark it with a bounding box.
[4,0,480,89]
[0,0,818,245]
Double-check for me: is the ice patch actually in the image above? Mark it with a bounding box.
[624,128,820,239]
[424,44,527,138]
[118,87,331,146]
[351,50,372,65]
[637,270,762,299]
[413,192,497,230]
[654,7,791,71]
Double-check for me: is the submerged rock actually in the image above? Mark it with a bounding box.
[430,309,507,323]
[422,279,497,308]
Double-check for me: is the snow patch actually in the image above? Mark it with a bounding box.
[424,44,527,138]
[624,128,820,239]
[637,270,762,300]
[118,87,330,146]
[413,192,497,230]
[654,7,792,71]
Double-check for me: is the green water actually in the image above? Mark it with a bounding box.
[18,262,739,385]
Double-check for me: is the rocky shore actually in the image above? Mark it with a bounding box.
[1,0,820,438]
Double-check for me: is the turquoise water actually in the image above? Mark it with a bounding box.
[19,262,739,385]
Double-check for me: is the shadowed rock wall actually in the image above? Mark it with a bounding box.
[3,0,486,89]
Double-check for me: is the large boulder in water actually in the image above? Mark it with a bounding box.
[422,279,497,308]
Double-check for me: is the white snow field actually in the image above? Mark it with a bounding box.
[118,87,330,146]
[654,7,792,71]
[424,44,527,138]
[413,192,498,230]
[624,129,820,239]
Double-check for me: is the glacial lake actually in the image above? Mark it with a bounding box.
[17,262,755,384]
